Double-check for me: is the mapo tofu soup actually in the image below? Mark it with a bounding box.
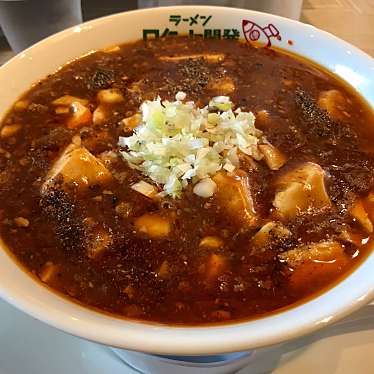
[1,37,374,325]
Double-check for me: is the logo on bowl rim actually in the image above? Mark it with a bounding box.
[141,13,282,48]
[242,20,281,47]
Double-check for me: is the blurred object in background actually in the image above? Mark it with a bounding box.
[0,0,82,53]
[138,0,303,20]
[81,0,137,21]
[80,0,302,21]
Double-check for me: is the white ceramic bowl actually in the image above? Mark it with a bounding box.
[0,6,373,356]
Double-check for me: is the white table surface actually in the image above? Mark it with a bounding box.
[1,298,374,373]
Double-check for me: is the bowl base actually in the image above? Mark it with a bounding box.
[111,348,254,374]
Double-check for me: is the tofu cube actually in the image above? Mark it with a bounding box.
[273,162,331,219]
[351,199,373,233]
[213,171,257,227]
[42,144,112,191]
[251,221,291,249]
[279,240,345,268]
[134,213,171,239]
[258,143,287,170]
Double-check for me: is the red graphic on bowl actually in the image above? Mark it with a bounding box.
[242,20,281,47]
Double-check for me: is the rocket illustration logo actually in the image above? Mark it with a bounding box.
[242,20,281,47]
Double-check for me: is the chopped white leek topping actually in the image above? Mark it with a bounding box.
[193,177,217,198]
[131,180,157,198]
[118,92,263,198]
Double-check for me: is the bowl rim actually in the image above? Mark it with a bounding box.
[0,5,374,355]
